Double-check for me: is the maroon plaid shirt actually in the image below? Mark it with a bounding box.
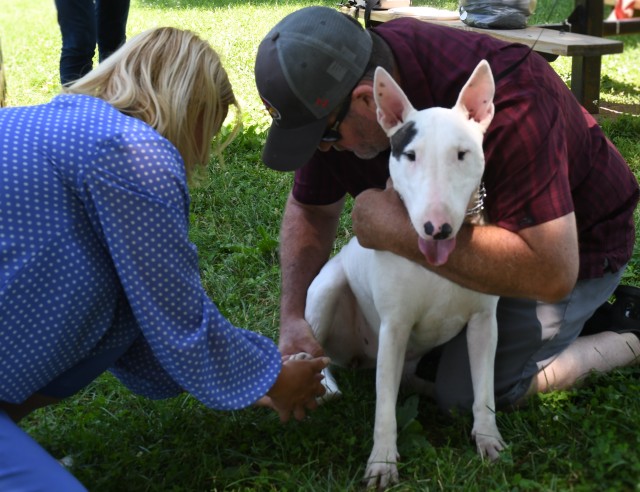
[292,18,638,280]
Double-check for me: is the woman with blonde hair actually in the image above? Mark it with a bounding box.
[0,27,328,490]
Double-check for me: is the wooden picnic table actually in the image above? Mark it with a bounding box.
[341,5,624,113]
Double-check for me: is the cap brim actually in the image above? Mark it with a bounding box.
[261,116,329,172]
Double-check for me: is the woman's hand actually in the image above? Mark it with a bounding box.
[258,356,330,422]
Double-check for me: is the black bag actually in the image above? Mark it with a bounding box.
[459,0,536,29]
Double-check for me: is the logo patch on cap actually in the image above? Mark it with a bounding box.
[260,95,281,121]
[315,97,330,109]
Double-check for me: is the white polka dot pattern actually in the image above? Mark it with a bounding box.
[0,95,281,409]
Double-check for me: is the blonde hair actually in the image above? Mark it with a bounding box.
[63,27,241,178]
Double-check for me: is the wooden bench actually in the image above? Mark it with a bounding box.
[341,5,623,113]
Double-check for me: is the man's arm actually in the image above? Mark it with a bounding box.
[352,186,579,303]
[278,192,345,357]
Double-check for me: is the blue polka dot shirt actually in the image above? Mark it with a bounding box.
[0,94,282,409]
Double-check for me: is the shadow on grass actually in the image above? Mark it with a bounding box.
[601,75,640,102]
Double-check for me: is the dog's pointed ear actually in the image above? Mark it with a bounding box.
[374,66,414,135]
[454,60,495,132]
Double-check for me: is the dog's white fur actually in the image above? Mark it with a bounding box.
[302,60,505,488]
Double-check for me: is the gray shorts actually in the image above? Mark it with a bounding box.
[433,267,624,411]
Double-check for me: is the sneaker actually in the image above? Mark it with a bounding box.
[609,285,640,337]
[580,284,640,338]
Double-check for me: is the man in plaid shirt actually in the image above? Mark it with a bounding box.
[254,6,640,410]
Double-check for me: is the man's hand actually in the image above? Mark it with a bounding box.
[278,317,325,359]
[259,356,330,422]
[352,181,413,252]
[352,178,579,302]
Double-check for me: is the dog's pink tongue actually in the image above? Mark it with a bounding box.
[418,237,457,266]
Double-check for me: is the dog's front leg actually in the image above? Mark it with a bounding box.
[466,306,505,460]
[364,318,411,489]
[305,254,351,402]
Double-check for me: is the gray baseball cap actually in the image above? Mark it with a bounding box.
[255,7,373,171]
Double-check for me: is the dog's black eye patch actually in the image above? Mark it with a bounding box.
[390,122,417,160]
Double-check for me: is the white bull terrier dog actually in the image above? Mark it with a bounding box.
[301,60,505,489]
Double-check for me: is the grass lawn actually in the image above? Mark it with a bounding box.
[1,0,640,490]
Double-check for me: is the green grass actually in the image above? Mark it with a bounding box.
[2,0,640,490]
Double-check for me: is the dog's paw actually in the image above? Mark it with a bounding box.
[364,447,400,490]
[472,426,506,461]
[363,463,399,490]
[317,367,342,404]
[288,352,314,361]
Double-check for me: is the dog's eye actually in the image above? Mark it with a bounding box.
[458,151,466,161]
[404,151,416,162]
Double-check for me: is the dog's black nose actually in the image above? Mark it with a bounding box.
[424,222,452,239]
[434,223,452,239]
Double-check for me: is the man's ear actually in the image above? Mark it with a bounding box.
[352,82,376,113]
